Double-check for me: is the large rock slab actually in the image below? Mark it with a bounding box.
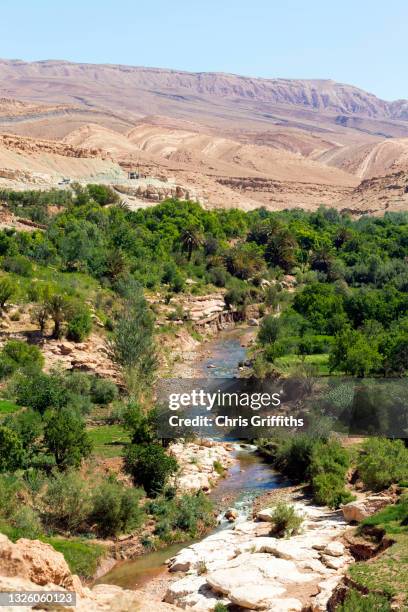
[167,499,354,610]
[342,495,394,523]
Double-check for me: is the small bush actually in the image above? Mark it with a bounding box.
[12,370,65,414]
[208,266,228,287]
[0,340,44,379]
[213,460,226,476]
[312,472,355,508]
[357,438,408,491]
[274,435,317,482]
[90,377,118,405]
[66,305,92,342]
[269,502,303,538]
[0,474,25,518]
[11,506,42,539]
[124,443,178,497]
[147,490,214,539]
[2,255,33,277]
[91,479,144,537]
[213,604,229,612]
[0,425,25,472]
[42,471,92,532]
[0,277,14,311]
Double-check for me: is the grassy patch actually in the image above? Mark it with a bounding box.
[348,496,408,606]
[0,399,20,414]
[348,535,408,602]
[41,536,106,579]
[87,424,130,458]
[274,353,331,374]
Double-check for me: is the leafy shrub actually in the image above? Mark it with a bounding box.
[11,506,42,539]
[66,303,92,342]
[0,277,14,311]
[312,473,355,508]
[124,443,178,496]
[357,438,408,491]
[12,370,66,413]
[269,502,303,538]
[0,425,25,472]
[258,315,281,345]
[91,479,144,537]
[171,492,214,535]
[4,409,43,459]
[208,266,228,287]
[2,255,33,277]
[90,377,118,405]
[43,409,92,470]
[42,471,92,531]
[274,435,317,481]
[147,490,214,539]
[224,285,250,308]
[87,184,119,206]
[0,340,44,379]
[309,439,353,508]
[309,439,350,479]
[0,474,25,518]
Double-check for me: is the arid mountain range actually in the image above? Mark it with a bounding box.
[0,59,408,213]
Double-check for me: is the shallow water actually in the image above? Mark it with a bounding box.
[98,446,283,589]
[98,328,283,589]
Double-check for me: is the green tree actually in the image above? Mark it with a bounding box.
[265,228,298,272]
[123,403,155,444]
[226,243,265,280]
[0,277,14,313]
[181,226,203,261]
[4,409,43,461]
[45,294,69,339]
[87,184,119,206]
[258,315,281,346]
[0,426,25,472]
[43,409,92,470]
[13,370,66,414]
[329,328,382,376]
[124,443,178,497]
[108,286,157,391]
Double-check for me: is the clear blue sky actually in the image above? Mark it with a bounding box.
[2,0,407,101]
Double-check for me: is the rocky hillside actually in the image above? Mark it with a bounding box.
[1,59,408,140]
[1,60,407,119]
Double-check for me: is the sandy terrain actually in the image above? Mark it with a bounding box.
[0,59,407,213]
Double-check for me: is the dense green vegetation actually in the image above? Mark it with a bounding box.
[258,435,408,510]
[258,435,355,508]
[0,187,407,375]
[0,187,407,585]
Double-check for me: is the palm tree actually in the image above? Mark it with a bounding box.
[181,226,203,261]
[265,229,298,272]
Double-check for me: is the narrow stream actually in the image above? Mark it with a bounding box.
[98,328,284,589]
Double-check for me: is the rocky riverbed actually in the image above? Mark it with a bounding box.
[163,496,353,611]
[168,440,236,493]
